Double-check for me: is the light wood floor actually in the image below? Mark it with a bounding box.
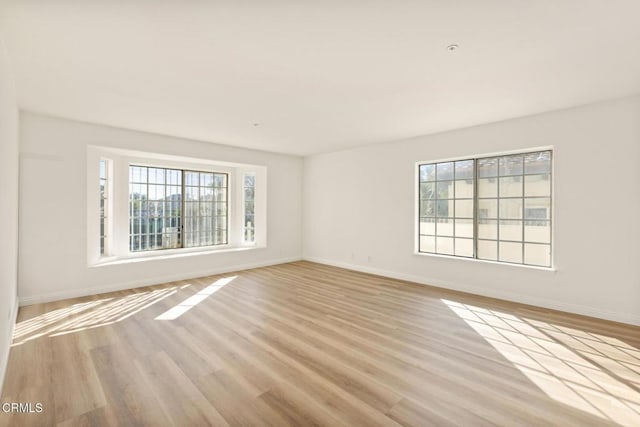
[1,261,639,426]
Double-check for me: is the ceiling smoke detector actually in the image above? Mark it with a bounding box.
[447,44,459,52]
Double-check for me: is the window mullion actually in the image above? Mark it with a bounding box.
[496,158,500,262]
[181,170,185,249]
[521,163,525,264]
[473,161,479,259]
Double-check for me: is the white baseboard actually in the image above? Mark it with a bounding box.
[16,254,640,326]
[0,296,19,398]
[19,256,302,306]
[304,256,640,327]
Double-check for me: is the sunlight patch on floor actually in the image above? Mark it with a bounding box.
[12,286,181,346]
[155,276,237,320]
[442,299,640,426]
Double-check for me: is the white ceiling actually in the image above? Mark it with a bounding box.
[1,1,639,156]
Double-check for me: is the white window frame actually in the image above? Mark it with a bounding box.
[87,146,267,266]
[415,146,554,270]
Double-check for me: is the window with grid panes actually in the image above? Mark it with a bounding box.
[184,171,228,248]
[99,159,109,255]
[243,173,256,243]
[419,159,475,257]
[418,150,552,267]
[128,165,228,252]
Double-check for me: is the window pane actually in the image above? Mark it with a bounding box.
[499,176,522,197]
[215,217,228,230]
[420,200,435,217]
[148,185,164,201]
[477,240,497,261]
[244,174,256,187]
[200,185,214,198]
[420,235,436,252]
[478,158,498,178]
[524,151,551,175]
[524,174,551,197]
[499,242,523,263]
[455,199,474,218]
[244,187,255,201]
[455,160,474,180]
[420,182,436,200]
[478,199,497,219]
[525,221,551,243]
[245,200,255,216]
[436,236,454,255]
[500,220,522,241]
[216,228,228,244]
[478,178,497,198]
[524,198,551,220]
[478,220,497,239]
[149,168,165,184]
[419,164,436,182]
[185,171,199,186]
[455,238,474,257]
[436,162,454,181]
[216,188,228,203]
[455,180,474,198]
[200,173,214,187]
[436,200,451,218]
[130,183,143,199]
[168,186,181,201]
[436,181,453,199]
[525,244,551,267]
[129,165,182,252]
[499,199,522,219]
[100,159,109,256]
[419,218,435,235]
[131,166,144,183]
[200,203,212,216]
[215,202,227,216]
[185,186,199,201]
[167,169,181,185]
[204,216,214,234]
[455,219,473,238]
[499,155,523,176]
[214,174,227,188]
[185,202,196,217]
[436,219,454,237]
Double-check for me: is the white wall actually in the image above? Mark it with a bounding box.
[0,35,19,393]
[304,96,640,326]
[19,112,303,303]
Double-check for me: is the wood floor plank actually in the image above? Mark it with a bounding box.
[134,351,229,426]
[2,261,639,426]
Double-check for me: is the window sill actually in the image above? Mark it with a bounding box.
[413,251,556,272]
[92,244,264,267]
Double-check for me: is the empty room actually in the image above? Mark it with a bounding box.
[1,1,640,426]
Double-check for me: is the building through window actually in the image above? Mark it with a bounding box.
[418,150,552,267]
